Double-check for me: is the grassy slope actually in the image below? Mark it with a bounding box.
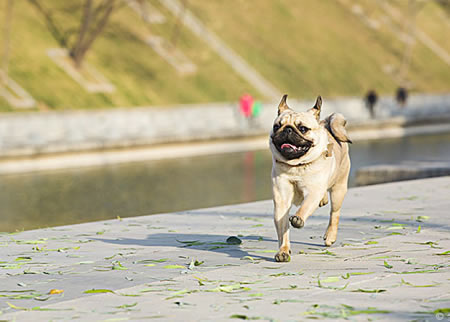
[0,0,449,111]
[0,0,259,111]
[189,0,450,99]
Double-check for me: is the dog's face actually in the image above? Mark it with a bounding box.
[270,95,325,164]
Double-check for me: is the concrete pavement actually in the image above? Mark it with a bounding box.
[0,177,449,321]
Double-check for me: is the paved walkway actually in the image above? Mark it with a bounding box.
[0,177,449,321]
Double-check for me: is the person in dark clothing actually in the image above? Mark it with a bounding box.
[365,90,378,119]
[396,87,408,108]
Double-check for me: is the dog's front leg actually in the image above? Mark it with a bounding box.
[272,177,294,262]
[289,191,323,229]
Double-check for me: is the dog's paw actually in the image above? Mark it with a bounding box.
[275,250,291,262]
[323,229,337,247]
[324,238,336,247]
[319,194,329,207]
[289,215,304,229]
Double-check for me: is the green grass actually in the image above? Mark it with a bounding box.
[0,0,258,111]
[188,0,450,99]
[0,0,449,111]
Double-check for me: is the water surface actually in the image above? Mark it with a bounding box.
[1,132,450,232]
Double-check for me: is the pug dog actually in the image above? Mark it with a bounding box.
[270,94,351,262]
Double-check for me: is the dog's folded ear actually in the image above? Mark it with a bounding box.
[308,96,322,121]
[325,113,352,145]
[277,94,290,115]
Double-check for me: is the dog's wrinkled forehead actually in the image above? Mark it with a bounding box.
[277,110,319,129]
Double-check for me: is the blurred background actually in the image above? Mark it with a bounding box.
[0,0,449,232]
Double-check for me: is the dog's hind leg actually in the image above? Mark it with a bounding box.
[324,184,347,246]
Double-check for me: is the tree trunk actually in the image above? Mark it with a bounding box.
[170,0,188,49]
[1,0,13,85]
[71,0,93,69]
[70,0,115,69]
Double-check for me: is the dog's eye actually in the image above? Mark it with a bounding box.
[273,123,281,132]
[298,125,309,134]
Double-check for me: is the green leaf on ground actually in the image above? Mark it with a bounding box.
[416,216,429,222]
[434,308,450,314]
[0,263,23,269]
[317,277,348,290]
[400,279,439,287]
[394,269,438,274]
[188,260,204,270]
[112,261,128,270]
[165,289,198,300]
[435,250,450,256]
[351,288,386,293]
[270,272,303,277]
[15,257,32,261]
[302,304,391,318]
[134,258,169,264]
[413,241,441,248]
[240,256,256,261]
[7,302,73,311]
[311,250,336,256]
[208,283,250,293]
[117,293,142,297]
[320,276,340,283]
[83,289,115,294]
[341,272,374,279]
[416,308,450,315]
[176,240,205,247]
[163,265,185,269]
[417,225,422,233]
[78,261,94,265]
[365,241,378,245]
[209,246,226,250]
[14,239,47,245]
[383,261,393,269]
[273,299,304,304]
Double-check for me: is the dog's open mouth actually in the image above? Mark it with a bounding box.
[280,143,310,153]
[275,141,311,159]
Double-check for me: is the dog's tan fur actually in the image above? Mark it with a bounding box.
[269,95,351,262]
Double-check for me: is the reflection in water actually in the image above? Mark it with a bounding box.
[1,132,450,232]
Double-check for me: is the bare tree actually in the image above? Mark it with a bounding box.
[29,0,118,69]
[170,0,188,49]
[398,0,420,85]
[1,0,14,85]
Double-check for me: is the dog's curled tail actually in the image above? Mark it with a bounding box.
[324,113,352,145]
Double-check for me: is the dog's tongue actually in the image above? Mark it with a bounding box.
[281,143,297,151]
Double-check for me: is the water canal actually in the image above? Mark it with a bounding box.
[1,132,450,232]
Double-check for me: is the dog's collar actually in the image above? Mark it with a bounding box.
[275,143,333,167]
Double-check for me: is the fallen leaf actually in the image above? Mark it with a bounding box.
[83,289,115,294]
[163,265,185,269]
[383,260,393,269]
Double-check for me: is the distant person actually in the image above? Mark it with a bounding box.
[396,87,408,108]
[364,90,378,119]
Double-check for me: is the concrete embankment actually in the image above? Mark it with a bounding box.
[0,93,449,174]
[356,161,450,186]
[0,176,449,321]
